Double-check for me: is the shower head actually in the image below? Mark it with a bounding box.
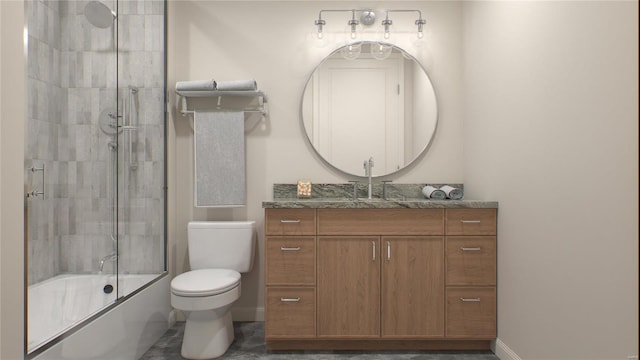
[84,1,116,29]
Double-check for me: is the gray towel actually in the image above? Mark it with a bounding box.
[422,185,446,200]
[440,185,463,200]
[194,111,245,207]
[215,79,257,91]
[176,79,216,92]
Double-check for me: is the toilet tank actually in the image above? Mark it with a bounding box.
[187,221,256,272]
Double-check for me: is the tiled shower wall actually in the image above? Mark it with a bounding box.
[26,0,165,285]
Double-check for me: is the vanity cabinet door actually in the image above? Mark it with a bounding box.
[446,237,496,286]
[446,287,496,338]
[265,208,316,235]
[317,236,380,337]
[381,236,445,338]
[266,237,315,286]
[445,209,496,236]
[266,287,316,338]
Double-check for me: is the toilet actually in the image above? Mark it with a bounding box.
[170,221,255,359]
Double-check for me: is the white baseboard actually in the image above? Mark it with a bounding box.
[494,338,523,360]
[232,306,264,322]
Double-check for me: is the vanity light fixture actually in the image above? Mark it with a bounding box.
[348,10,359,39]
[314,9,426,41]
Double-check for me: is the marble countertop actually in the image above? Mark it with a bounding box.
[262,198,498,209]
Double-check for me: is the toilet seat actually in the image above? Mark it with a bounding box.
[171,269,240,297]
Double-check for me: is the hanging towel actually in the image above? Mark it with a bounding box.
[176,79,216,92]
[215,79,257,91]
[422,185,446,200]
[440,185,464,200]
[194,111,245,207]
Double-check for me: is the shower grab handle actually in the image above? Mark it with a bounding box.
[124,87,138,170]
[27,164,45,198]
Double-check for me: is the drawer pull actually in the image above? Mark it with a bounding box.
[460,220,481,224]
[460,297,481,302]
[280,247,301,251]
[280,297,301,302]
[461,247,481,251]
[280,219,301,223]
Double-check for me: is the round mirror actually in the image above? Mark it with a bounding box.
[301,41,438,177]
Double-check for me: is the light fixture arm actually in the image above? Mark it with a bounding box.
[383,9,426,38]
[314,9,426,41]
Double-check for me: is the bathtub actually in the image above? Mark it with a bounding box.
[29,273,171,360]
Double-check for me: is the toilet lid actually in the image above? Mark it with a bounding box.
[171,269,241,297]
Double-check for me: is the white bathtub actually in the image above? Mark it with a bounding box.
[29,273,171,360]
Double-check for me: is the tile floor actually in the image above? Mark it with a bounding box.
[140,322,500,360]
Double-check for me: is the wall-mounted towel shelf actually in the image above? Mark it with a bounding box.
[176,90,268,117]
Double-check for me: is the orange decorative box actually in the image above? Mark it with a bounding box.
[297,180,312,198]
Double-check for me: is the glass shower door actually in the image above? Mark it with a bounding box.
[25,0,120,353]
[115,0,167,298]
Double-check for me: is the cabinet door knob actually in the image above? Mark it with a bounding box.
[460,297,481,302]
[280,247,301,251]
[280,297,301,302]
[280,219,301,223]
[461,247,481,251]
[460,220,481,224]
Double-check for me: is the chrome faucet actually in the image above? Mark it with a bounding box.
[99,253,118,273]
[363,157,374,199]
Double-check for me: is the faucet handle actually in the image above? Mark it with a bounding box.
[382,180,392,199]
[348,180,359,200]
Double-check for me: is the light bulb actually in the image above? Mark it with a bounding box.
[381,17,392,40]
[415,18,426,40]
[315,18,326,40]
[347,13,360,41]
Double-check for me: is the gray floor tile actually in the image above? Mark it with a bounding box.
[140,322,499,360]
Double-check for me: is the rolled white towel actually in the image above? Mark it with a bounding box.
[440,185,463,200]
[215,79,257,91]
[422,185,446,200]
[176,79,216,92]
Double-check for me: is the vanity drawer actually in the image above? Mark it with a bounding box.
[445,209,496,236]
[266,237,315,285]
[265,209,316,235]
[446,287,496,338]
[265,287,316,338]
[317,209,444,235]
[446,237,496,286]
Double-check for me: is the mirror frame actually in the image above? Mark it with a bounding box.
[300,41,439,178]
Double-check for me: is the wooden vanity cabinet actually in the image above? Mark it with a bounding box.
[264,209,316,339]
[264,206,497,349]
[445,208,497,339]
[317,209,446,340]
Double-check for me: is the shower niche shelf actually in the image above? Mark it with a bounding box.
[176,90,268,117]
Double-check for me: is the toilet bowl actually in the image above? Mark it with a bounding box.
[170,221,255,359]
